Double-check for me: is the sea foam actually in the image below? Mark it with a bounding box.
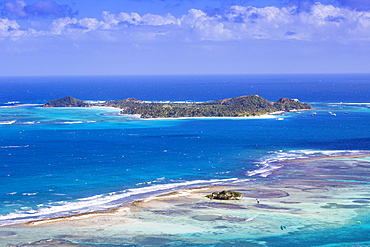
[247,150,369,177]
[0,178,240,226]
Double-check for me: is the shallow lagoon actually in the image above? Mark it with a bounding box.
[2,153,370,247]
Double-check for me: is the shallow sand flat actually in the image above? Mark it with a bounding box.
[2,155,370,247]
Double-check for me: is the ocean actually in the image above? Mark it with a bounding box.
[1,74,370,246]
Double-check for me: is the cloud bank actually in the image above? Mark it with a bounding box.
[1,1,370,43]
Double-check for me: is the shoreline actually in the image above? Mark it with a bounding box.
[139,114,278,120]
[91,106,280,120]
[4,152,369,228]
[123,110,307,120]
[44,105,312,120]
[2,152,370,246]
[23,187,213,227]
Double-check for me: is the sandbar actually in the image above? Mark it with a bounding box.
[2,153,370,246]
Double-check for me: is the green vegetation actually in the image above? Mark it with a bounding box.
[43,96,91,107]
[273,97,312,111]
[206,191,242,200]
[42,95,312,118]
[105,95,312,118]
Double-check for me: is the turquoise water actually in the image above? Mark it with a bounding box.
[1,74,370,246]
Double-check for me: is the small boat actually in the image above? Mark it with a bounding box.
[276,118,284,120]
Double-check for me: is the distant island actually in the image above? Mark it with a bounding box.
[43,95,312,118]
[42,96,91,107]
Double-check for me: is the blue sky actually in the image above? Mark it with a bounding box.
[1,0,370,76]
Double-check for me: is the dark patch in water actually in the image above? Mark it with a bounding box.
[302,188,329,193]
[320,165,351,169]
[192,215,223,221]
[196,202,247,210]
[151,209,191,216]
[134,236,173,245]
[280,201,301,204]
[221,215,247,222]
[326,184,346,188]
[192,213,248,222]
[253,204,291,210]
[0,231,17,238]
[214,225,228,229]
[321,203,365,209]
[55,235,79,238]
[238,189,289,198]
[190,205,209,209]
[352,200,370,204]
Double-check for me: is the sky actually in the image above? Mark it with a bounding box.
[0,0,370,76]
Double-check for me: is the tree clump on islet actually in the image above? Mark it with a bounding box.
[206,191,242,200]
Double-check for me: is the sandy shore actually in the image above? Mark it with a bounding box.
[130,111,289,120]
[140,114,278,120]
[2,153,370,246]
[92,106,308,120]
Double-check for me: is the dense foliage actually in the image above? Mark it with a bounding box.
[206,191,242,200]
[43,96,91,107]
[105,95,312,118]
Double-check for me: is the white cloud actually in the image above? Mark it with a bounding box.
[180,9,234,40]
[0,18,40,39]
[0,18,20,32]
[141,13,179,26]
[1,3,370,42]
[301,3,347,26]
[296,3,370,41]
[51,17,106,35]
[102,11,178,27]
[226,5,293,24]
[223,6,296,39]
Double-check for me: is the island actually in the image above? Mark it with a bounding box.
[42,95,312,118]
[105,95,312,118]
[42,96,91,107]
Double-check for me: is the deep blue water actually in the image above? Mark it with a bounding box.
[0,74,370,229]
[1,74,370,103]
